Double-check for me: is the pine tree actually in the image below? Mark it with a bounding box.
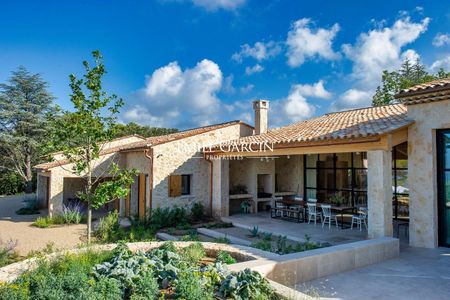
[372,59,450,106]
[0,67,55,193]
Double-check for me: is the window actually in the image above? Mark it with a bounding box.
[168,174,192,197]
[304,152,368,206]
[392,142,409,220]
[181,175,191,195]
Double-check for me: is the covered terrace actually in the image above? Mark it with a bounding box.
[205,104,412,240]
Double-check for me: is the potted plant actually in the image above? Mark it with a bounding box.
[240,199,252,213]
[330,194,345,207]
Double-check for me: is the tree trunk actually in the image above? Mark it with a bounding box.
[87,202,92,244]
[25,153,33,193]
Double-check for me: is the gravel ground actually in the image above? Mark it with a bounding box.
[0,194,86,256]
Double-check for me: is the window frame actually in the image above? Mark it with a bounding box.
[304,153,368,206]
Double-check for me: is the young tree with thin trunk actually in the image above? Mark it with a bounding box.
[50,51,136,243]
[0,67,55,193]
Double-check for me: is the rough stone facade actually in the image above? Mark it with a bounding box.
[152,123,253,213]
[407,100,450,248]
[367,150,393,238]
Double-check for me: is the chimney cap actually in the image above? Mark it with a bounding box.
[253,99,269,109]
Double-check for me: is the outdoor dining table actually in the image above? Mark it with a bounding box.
[274,200,356,229]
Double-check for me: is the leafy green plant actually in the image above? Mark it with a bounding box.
[96,210,120,242]
[33,216,53,228]
[0,238,19,267]
[16,196,40,215]
[130,270,159,300]
[190,202,205,222]
[205,222,233,229]
[262,232,272,241]
[213,236,231,244]
[216,250,236,265]
[181,242,205,265]
[219,268,274,300]
[176,271,213,299]
[176,222,192,230]
[276,235,288,254]
[180,230,200,242]
[248,226,259,238]
[250,240,272,252]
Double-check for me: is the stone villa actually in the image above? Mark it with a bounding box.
[35,78,450,249]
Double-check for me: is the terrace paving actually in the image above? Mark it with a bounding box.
[222,212,367,245]
[301,246,450,300]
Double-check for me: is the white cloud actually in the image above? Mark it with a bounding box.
[431,56,450,71]
[401,49,420,62]
[240,83,254,94]
[331,89,372,111]
[286,18,340,67]
[433,33,450,47]
[294,80,332,99]
[342,16,430,90]
[271,80,332,125]
[245,64,264,75]
[232,41,281,63]
[177,0,246,11]
[223,75,236,94]
[124,59,225,128]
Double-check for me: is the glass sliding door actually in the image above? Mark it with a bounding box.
[304,152,367,206]
[437,130,450,247]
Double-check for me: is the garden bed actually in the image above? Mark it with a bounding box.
[0,241,279,299]
[211,226,331,255]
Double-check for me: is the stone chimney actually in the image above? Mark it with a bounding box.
[253,100,269,135]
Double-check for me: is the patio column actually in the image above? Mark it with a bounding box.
[48,171,64,217]
[212,159,229,218]
[367,150,393,238]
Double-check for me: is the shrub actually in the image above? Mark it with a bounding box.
[0,171,25,195]
[149,206,189,229]
[0,283,29,299]
[216,250,236,265]
[181,242,205,265]
[219,268,274,300]
[212,236,231,244]
[204,222,233,229]
[190,202,205,222]
[33,216,53,228]
[176,271,213,300]
[16,196,40,215]
[87,277,123,300]
[62,202,83,224]
[0,238,19,267]
[250,240,272,252]
[97,211,120,242]
[180,230,200,242]
[130,270,159,300]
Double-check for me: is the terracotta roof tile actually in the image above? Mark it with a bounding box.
[396,78,450,96]
[209,104,412,150]
[34,120,252,170]
[120,120,252,151]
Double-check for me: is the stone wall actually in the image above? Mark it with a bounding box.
[407,100,450,248]
[152,124,253,213]
[275,155,303,195]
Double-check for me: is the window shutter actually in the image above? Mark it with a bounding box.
[169,175,182,197]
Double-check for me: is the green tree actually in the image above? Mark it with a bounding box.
[50,51,137,243]
[111,122,178,139]
[0,67,55,193]
[372,58,450,106]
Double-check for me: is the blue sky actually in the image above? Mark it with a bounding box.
[1,0,449,129]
